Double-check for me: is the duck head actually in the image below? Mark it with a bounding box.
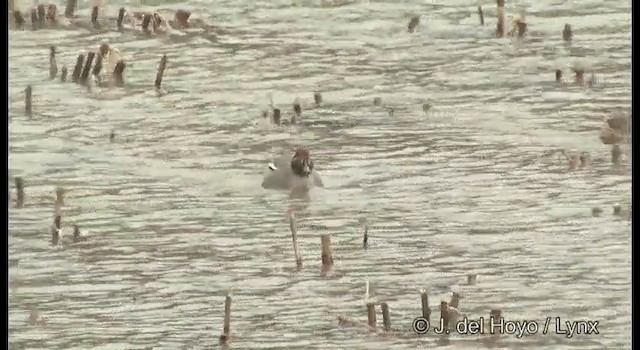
[290,149,314,178]
[99,43,110,57]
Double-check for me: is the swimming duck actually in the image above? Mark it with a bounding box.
[262,149,324,191]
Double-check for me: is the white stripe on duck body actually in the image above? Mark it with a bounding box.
[262,149,324,191]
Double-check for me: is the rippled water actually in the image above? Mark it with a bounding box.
[8,0,632,349]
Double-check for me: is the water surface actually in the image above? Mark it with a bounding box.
[9,0,632,349]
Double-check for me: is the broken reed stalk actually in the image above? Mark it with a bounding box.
[15,177,24,208]
[574,69,585,86]
[467,274,476,285]
[72,54,85,83]
[49,46,58,80]
[420,289,431,322]
[293,102,302,117]
[450,292,460,309]
[516,20,527,38]
[489,309,502,338]
[91,6,99,28]
[55,187,65,215]
[46,5,58,24]
[65,0,76,18]
[92,54,103,78]
[496,0,505,37]
[288,211,303,269]
[37,4,46,28]
[320,234,334,268]
[563,24,573,42]
[30,9,38,30]
[363,225,368,249]
[60,67,68,82]
[272,108,281,125]
[219,295,232,344]
[141,14,152,34]
[52,215,61,246]
[612,145,622,165]
[408,16,420,33]
[440,301,450,332]
[155,55,167,89]
[366,302,377,328]
[80,52,96,85]
[380,302,390,331]
[478,6,485,26]
[111,60,126,88]
[117,8,126,31]
[152,13,162,34]
[555,69,562,83]
[13,11,25,30]
[25,85,32,115]
[314,91,322,106]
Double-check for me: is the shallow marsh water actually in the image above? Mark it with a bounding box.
[8,0,632,349]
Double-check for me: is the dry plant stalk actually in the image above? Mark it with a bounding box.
[49,46,58,80]
[15,177,25,208]
[219,295,232,344]
[314,91,322,106]
[380,302,390,331]
[71,54,85,83]
[420,289,431,322]
[25,85,32,115]
[288,210,303,269]
[155,55,168,89]
[366,302,377,328]
[496,0,505,37]
[320,234,334,267]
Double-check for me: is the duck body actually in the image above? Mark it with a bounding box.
[261,150,324,191]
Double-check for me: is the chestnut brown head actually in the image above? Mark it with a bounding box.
[291,149,314,178]
[555,69,562,83]
[563,24,573,41]
[314,91,322,106]
[47,4,58,22]
[73,225,80,241]
[272,108,281,125]
[99,43,110,57]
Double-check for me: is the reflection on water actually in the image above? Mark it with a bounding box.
[9,0,631,349]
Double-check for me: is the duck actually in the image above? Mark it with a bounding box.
[262,149,324,191]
